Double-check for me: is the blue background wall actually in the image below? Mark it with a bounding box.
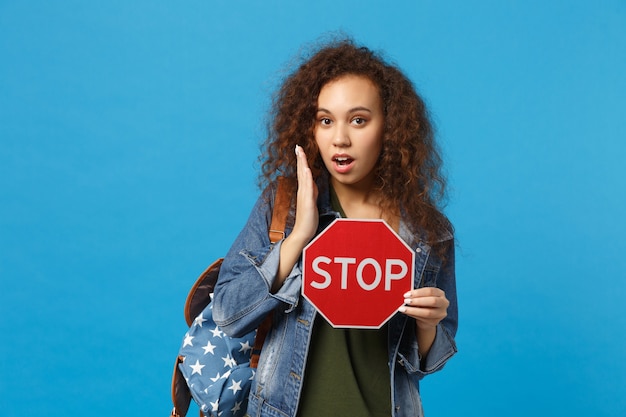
[1,1,625,416]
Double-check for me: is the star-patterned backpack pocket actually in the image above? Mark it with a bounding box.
[176,302,257,417]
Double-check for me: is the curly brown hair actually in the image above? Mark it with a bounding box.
[260,37,453,248]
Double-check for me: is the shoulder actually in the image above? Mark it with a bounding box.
[434,215,454,243]
[400,209,454,243]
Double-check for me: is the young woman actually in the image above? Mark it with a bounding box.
[213,38,457,417]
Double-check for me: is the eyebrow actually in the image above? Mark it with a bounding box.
[317,106,372,114]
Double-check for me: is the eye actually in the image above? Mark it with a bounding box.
[352,117,367,126]
[319,117,332,126]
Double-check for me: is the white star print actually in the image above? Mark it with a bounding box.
[189,359,205,375]
[194,313,207,327]
[231,401,242,413]
[178,307,258,416]
[227,379,243,394]
[183,333,194,347]
[239,340,252,354]
[222,354,237,368]
[210,326,224,338]
[202,340,216,355]
[210,399,219,412]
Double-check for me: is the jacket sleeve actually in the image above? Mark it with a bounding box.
[212,187,302,338]
[398,239,458,379]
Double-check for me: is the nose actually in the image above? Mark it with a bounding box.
[332,123,351,147]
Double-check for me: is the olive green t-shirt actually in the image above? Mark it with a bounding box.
[297,188,391,416]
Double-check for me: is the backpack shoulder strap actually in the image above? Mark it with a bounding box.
[183,258,223,326]
[269,176,291,243]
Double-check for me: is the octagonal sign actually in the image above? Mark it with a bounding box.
[302,219,415,328]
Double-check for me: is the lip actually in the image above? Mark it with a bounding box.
[331,153,355,174]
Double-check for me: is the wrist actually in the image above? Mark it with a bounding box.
[284,229,313,250]
[416,320,438,332]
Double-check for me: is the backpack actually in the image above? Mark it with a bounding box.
[170,178,290,417]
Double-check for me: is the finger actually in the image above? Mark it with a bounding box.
[403,288,449,309]
[403,295,439,307]
[296,146,312,196]
[405,297,449,310]
[295,145,315,198]
[295,145,310,172]
[399,305,447,322]
[295,145,304,181]
[403,287,444,299]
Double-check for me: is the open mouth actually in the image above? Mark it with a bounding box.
[333,156,354,166]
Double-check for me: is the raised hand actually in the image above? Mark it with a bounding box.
[292,145,319,244]
[272,145,319,292]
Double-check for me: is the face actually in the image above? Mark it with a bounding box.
[314,75,384,190]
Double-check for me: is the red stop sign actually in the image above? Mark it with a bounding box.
[302,219,415,328]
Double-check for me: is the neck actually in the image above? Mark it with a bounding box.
[330,177,400,231]
[330,177,377,203]
[330,177,383,219]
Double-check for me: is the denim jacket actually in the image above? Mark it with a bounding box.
[213,178,457,417]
